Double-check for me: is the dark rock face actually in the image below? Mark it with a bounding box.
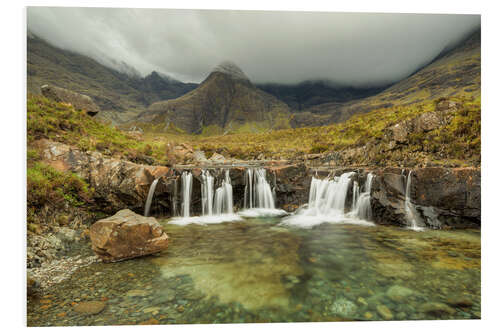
[370,167,480,228]
[41,84,100,116]
[412,168,480,228]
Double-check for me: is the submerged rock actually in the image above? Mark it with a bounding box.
[90,209,169,262]
[419,302,456,315]
[73,301,106,315]
[376,304,394,320]
[386,285,414,302]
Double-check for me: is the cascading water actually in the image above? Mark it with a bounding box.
[201,170,214,216]
[351,173,374,221]
[239,168,286,217]
[171,178,178,217]
[282,171,373,228]
[213,170,234,214]
[144,179,159,217]
[181,171,193,218]
[171,169,241,225]
[404,171,424,231]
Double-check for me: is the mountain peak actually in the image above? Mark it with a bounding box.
[212,61,249,81]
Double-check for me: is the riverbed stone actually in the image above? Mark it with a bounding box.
[90,209,169,262]
[73,301,106,315]
[376,304,394,320]
[386,285,414,302]
[330,298,358,317]
[419,302,456,315]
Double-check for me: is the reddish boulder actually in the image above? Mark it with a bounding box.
[90,209,168,262]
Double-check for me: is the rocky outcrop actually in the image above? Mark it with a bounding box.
[41,85,100,116]
[89,209,169,262]
[35,139,174,214]
[371,167,480,228]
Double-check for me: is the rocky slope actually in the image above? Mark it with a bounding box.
[134,61,291,134]
[27,33,197,123]
[291,28,481,127]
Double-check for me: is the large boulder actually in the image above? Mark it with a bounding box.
[90,209,169,262]
[41,85,100,116]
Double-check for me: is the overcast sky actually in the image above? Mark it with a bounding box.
[27,7,480,86]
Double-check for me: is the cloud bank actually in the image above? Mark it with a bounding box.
[27,7,480,86]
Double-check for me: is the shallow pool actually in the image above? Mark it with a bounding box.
[27,217,480,326]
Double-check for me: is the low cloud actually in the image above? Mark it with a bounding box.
[27,7,480,86]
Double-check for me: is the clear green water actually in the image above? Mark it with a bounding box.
[27,218,480,326]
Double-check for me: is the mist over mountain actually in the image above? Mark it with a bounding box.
[27,7,480,86]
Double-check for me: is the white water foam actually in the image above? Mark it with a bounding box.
[169,214,243,226]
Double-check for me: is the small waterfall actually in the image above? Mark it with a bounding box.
[351,173,374,220]
[171,178,178,217]
[213,170,234,214]
[404,171,424,231]
[244,168,254,209]
[351,181,359,212]
[282,171,373,228]
[144,179,159,217]
[181,171,193,218]
[309,172,354,215]
[201,170,215,216]
[244,168,275,209]
[239,168,286,218]
[171,169,242,225]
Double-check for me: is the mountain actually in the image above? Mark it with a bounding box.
[290,28,481,127]
[134,61,291,134]
[27,33,197,123]
[256,80,387,111]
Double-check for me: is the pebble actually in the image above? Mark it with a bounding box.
[376,305,393,320]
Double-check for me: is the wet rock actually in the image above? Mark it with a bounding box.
[376,304,393,320]
[386,285,414,302]
[73,301,106,315]
[419,302,456,315]
[90,209,169,262]
[126,289,149,297]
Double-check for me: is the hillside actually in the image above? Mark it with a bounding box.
[27,33,197,123]
[133,62,291,134]
[291,28,481,127]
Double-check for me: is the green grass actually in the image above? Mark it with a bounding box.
[27,94,169,164]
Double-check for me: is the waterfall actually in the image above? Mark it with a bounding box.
[244,168,275,209]
[244,168,254,209]
[282,171,373,228]
[144,179,159,217]
[213,170,234,214]
[404,171,424,231]
[351,173,374,221]
[351,181,359,212]
[239,168,286,217]
[181,171,193,218]
[201,170,215,216]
